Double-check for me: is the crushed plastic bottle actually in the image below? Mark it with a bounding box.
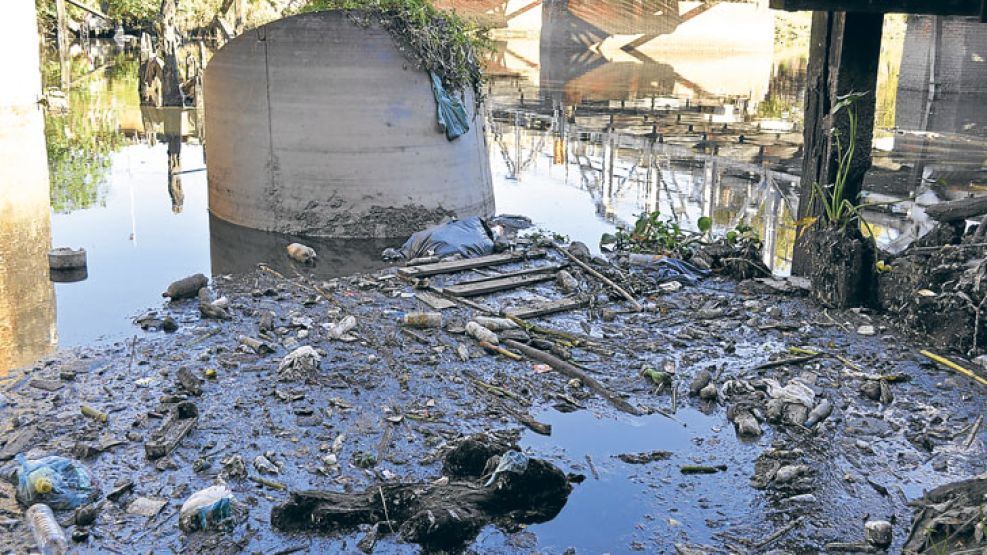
[15,455,100,510]
[465,321,499,345]
[25,503,68,555]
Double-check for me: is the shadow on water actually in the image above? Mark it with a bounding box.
[209,214,398,279]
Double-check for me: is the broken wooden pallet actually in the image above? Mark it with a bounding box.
[453,263,565,286]
[503,296,589,319]
[398,250,546,279]
[443,273,555,297]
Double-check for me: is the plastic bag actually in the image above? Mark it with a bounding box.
[627,255,709,285]
[484,450,529,486]
[429,72,470,141]
[15,454,100,510]
[179,485,235,532]
[397,217,494,260]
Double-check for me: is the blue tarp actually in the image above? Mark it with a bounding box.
[429,72,470,141]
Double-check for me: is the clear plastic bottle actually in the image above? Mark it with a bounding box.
[25,504,68,555]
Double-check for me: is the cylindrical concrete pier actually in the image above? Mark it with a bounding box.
[204,11,495,238]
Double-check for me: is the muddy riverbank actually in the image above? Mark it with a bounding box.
[0,242,984,553]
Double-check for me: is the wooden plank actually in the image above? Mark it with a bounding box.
[769,0,980,18]
[398,250,545,278]
[503,296,590,319]
[454,264,564,286]
[444,273,554,297]
[925,196,987,222]
[414,291,457,310]
[791,11,883,275]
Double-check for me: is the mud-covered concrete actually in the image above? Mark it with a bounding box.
[0,245,984,553]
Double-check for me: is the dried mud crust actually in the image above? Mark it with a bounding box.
[0,249,984,553]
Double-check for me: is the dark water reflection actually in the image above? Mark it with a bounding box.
[209,215,396,279]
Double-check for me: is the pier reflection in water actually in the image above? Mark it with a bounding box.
[0,5,56,375]
[0,79,57,375]
[443,0,987,268]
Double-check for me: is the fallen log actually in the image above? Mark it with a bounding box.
[925,196,987,222]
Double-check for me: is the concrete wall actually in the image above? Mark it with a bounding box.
[899,15,987,95]
[204,11,495,238]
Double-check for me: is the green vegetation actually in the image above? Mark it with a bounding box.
[799,92,875,236]
[302,0,488,102]
[601,209,763,264]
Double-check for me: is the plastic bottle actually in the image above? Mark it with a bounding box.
[473,316,518,331]
[25,504,68,555]
[400,312,442,328]
[465,321,499,345]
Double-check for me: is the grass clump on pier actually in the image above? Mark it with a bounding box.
[302,0,488,104]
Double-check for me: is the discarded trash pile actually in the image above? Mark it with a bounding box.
[878,221,987,355]
[903,474,987,553]
[0,223,984,553]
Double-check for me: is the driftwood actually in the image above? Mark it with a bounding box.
[270,436,571,552]
[925,196,987,222]
[503,339,642,416]
[145,401,198,459]
[551,243,642,311]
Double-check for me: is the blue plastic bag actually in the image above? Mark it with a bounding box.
[429,72,470,141]
[15,454,100,510]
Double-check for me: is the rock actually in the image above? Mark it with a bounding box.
[74,504,100,526]
[198,288,231,320]
[689,369,712,397]
[253,455,279,475]
[699,383,718,401]
[162,316,178,332]
[860,381,881,401]
[259,311,275,334]
[567,241,591,261]
[176,366,202,396]
[857,325,876,336]
[287,243,317,264]
[773,464,809,484]
[731,410,762,437]
[556,270,579,293]
[221,455,247,480]
[864,520,892,548]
